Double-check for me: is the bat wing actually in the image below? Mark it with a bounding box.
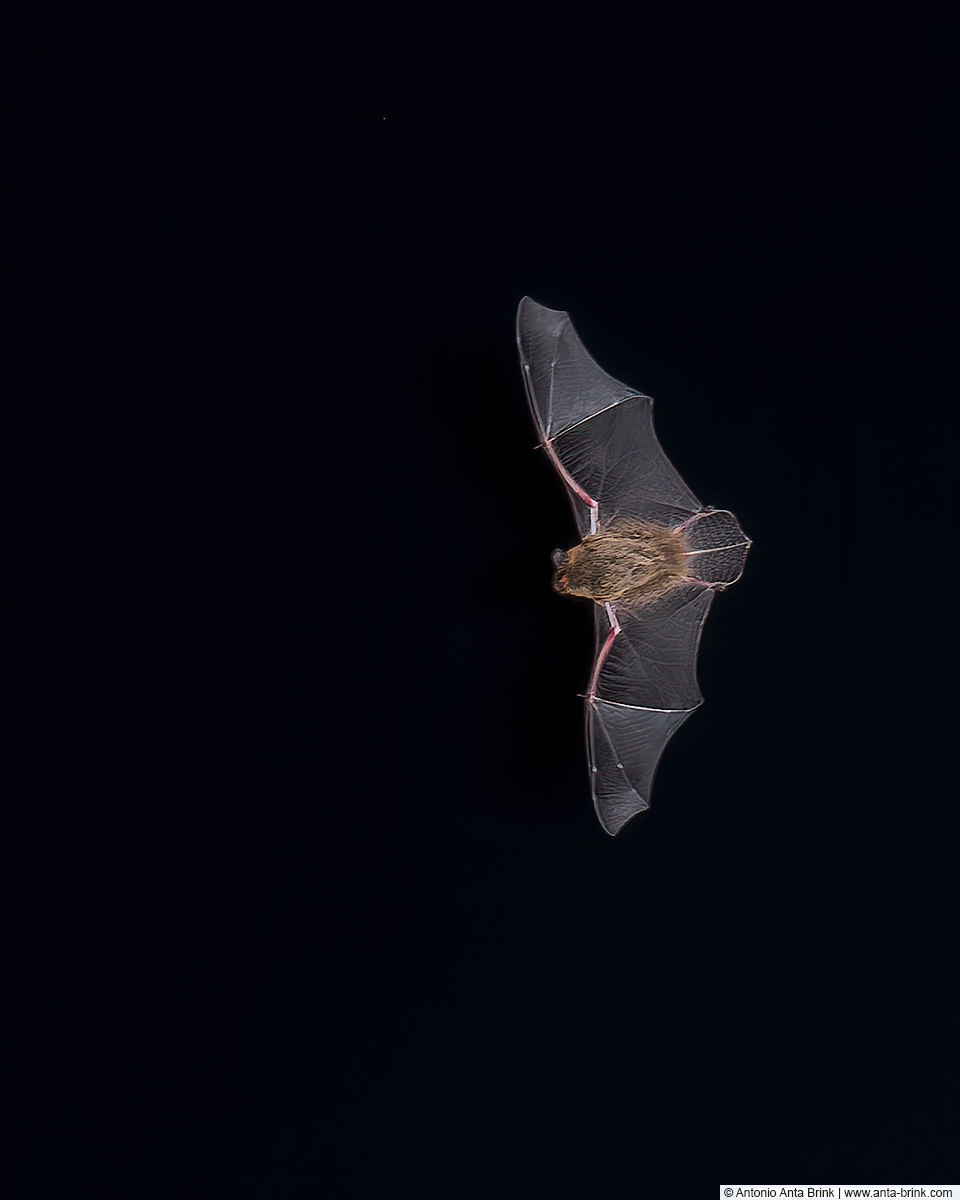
[517,297,750,835]
[588,585,714,835]
[517,296,701,535]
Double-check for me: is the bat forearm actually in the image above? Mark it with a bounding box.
[587,603,621,701]
[542,437,598,535]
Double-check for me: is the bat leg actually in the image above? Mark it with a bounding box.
[681,576,725,592]
[676,512,704,533]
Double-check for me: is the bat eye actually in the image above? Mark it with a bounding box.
[551,548,567,569]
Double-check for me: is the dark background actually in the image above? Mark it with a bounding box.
[16,11,958,1196]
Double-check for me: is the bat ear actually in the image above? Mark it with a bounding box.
[551,548,570,593]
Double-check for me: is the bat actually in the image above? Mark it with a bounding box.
[516,297,751,835]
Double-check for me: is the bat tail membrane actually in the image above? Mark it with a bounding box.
[516,297,643,442]
[587,699,698,836]
[682,509,752,586]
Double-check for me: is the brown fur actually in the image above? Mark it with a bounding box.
[553,519,688,604]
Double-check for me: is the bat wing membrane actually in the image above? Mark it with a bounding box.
[554,398,702,536]
[516,296,639,442]
[589,586,715,835]
[517,296,701,536]
[588,703,695,836]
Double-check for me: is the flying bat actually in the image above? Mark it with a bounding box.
[516,297,751,835]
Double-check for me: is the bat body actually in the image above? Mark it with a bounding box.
[516,297,750,835]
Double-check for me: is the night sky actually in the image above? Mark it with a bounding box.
[17,13,958,1196]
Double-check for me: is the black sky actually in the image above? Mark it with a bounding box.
[15,12,959,1196]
